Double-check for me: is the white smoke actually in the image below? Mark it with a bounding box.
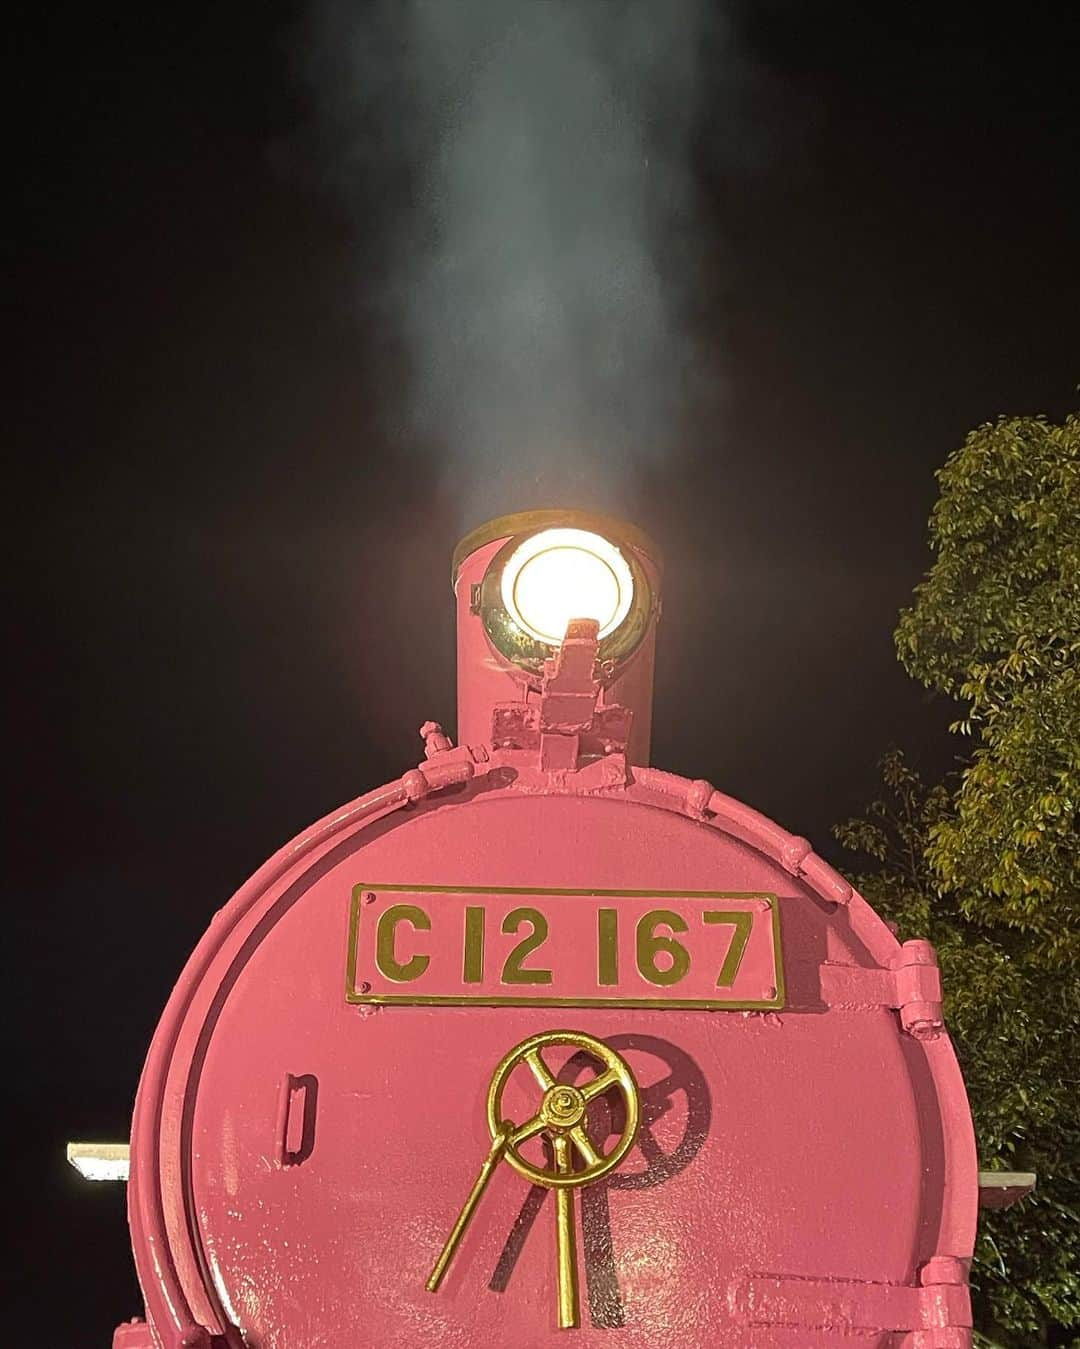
[303,0,726,519]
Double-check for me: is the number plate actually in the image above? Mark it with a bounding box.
[345,886,784,1009]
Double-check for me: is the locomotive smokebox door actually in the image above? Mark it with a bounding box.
[122,511,978,1349]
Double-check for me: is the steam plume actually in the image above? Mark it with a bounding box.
[305,0,719,520]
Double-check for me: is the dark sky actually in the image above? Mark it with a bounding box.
[8,1,1078,1340]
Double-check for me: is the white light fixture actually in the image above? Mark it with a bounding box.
[500,527,634,645]
[67,1141,130,1182]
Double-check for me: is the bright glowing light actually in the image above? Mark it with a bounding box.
[501,528,634,644]
[66,1141,130,1181]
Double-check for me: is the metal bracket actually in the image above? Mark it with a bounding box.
[491,619,632,774]
[734,1259,971,1340]
[112,1320,155,1349]
[977,1171,1036,1209]
[890,940,944,1039]
[818,939,944,1039]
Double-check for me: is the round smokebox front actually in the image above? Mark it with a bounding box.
[166,786,971,1349]
[124,512,976,1349]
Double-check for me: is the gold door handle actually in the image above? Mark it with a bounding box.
[426,1029,640,1330]
[552,1134,579,1329]
[426,1123,512,1293]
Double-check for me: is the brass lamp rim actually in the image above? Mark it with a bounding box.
[452,509,662,591]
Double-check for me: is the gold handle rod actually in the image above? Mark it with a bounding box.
[426,1126,511,1292]
[552,1135,580,1329]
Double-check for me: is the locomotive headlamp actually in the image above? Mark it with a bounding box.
[499,528,634,644]
[467,511,656,679]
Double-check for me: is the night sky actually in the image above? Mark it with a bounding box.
[9,1,1079,1340]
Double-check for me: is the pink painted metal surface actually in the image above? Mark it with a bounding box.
[122,513,978,1348]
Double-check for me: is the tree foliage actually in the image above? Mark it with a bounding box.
[896,411,1079,966]
[835,409,1079,1347]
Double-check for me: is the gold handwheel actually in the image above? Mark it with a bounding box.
[487,1030,639,1188]
[426,1029,641,1330]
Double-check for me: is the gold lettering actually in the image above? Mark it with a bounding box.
[500,907,552,985]
[597,908,618,985]
[463,906,485,983]
[375,904,431,982]
[635,909,690,986]
[703,911,753,986]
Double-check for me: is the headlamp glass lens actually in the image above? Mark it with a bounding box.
[500,528,634,644]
